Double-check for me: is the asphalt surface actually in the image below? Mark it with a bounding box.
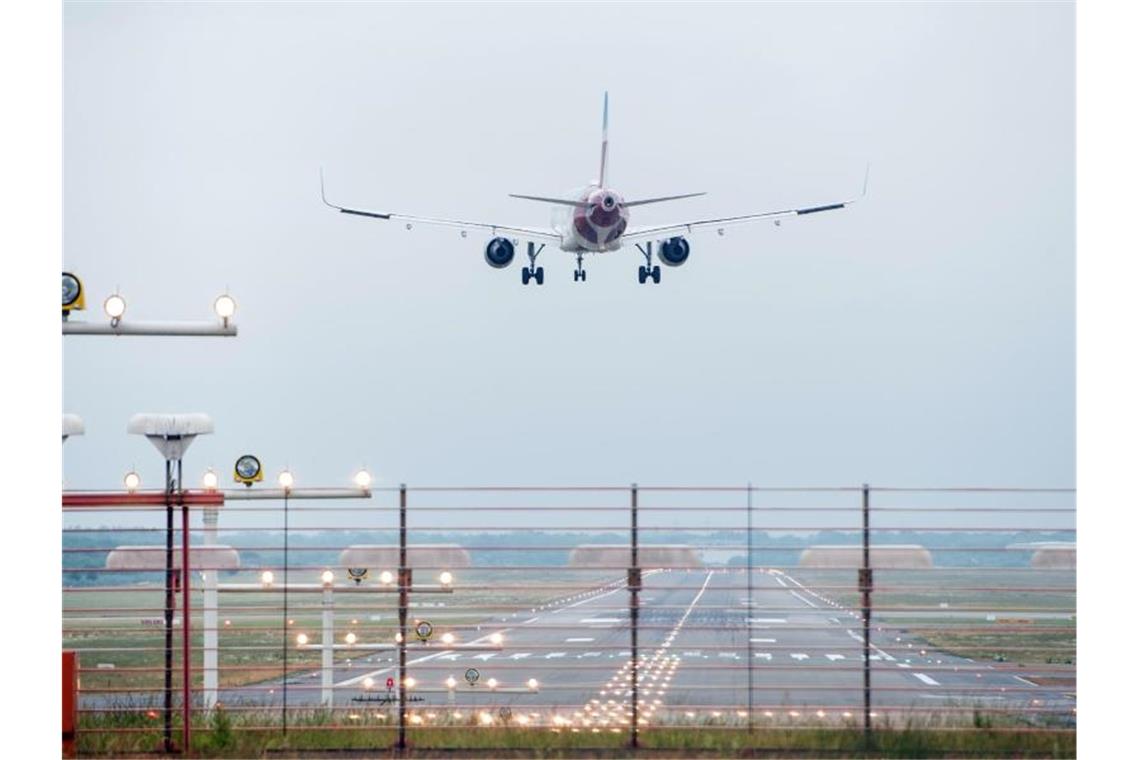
[201,569,1075,727]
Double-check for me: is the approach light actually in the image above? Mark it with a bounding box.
[277,470,294,490]
[296,633,309,646]
[441,632,456,646]
[344,632,357,645]
[354,468,372,490]
[202,468,219,491]
[439,570,453,586]
[123,470,141,492]
[528,678,539,691]
[321,570,335,586]
[233,455,263,486]
[487,678,498,690]
[103,293,126,323]
[260,570,274,586]
[363,677,375,689]
[404,676,416,689]
[379,570,394,585]
[489,632,504,646]
[213,293,236,324]
[445,676,457,689]
[62,272,85,316]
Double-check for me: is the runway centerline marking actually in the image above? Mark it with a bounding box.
[566,637,595,643]
[913,673,940,686]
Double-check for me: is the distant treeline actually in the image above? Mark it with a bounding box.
[62,528,1073,587]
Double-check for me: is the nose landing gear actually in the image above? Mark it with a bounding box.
[634,242,662,284]
[573,253,587,282]
[521,242,546,286]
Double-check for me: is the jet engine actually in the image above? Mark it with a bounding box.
[484,237,515,268]
[658,237,691,267]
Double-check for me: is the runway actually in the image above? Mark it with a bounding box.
[204,568,1075,726]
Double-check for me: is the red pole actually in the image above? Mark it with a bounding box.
[62,650,78,758]
[63,490,223,508]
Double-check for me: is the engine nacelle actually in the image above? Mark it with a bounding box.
[658,237,691,267]
[484,237,515,268]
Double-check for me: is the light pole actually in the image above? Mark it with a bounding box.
[201,469,222,710]
[278,469,294,734]
[127,413,213,754]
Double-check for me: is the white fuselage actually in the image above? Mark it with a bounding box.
[552,185,631,252]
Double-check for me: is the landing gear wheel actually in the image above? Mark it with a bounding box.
[534,267,544,285]
[652,265,661,284]
[638,266,647,284]
[581,270,586,282]
[522,267,531,285]
[573,270,579,282]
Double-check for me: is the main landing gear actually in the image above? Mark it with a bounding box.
[635,242,661,284]
[521,242,545,285]
[573,253,587,282]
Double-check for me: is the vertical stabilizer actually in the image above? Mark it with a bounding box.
[598,91,609,187]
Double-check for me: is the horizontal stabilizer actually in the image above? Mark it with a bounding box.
[623,192,707,208]
[508,193,590,208]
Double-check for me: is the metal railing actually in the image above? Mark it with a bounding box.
[62,483,1076,755]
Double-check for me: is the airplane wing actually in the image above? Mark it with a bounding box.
[622,167,869,245]
[322,171,563,244]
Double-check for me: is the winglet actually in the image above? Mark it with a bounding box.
[319,166,336,208]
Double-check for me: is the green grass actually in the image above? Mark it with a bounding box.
[76,707,1075,757]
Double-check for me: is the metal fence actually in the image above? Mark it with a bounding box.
[62,484,1076,755]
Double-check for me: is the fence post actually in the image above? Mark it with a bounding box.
[163,459,175,753]
[629,483,640,750]
[397,484,408,751]
[860,483,873,744]
[281,487,290,735]
[746,483,754,732]
[179,459,192,752]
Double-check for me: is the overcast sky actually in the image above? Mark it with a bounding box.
[62,2,1074,529]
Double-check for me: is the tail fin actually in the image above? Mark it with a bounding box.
[598,91,609,187]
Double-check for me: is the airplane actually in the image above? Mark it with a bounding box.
[321,93,866,285]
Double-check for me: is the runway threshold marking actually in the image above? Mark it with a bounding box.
[566,637,595,642]
[580,617,621,624]
[750,638,776,643]
[913,673,940,686]
[826,654,846,661]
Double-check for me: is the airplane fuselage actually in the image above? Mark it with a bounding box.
[552,185,630,252]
